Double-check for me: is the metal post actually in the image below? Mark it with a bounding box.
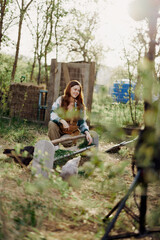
[139,183,148,234]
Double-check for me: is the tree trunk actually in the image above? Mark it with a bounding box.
[30,50,36,82]
[0,0,7,49]
[44,18,53,88]
[11,13,23,82]
[144,9,158,114]
[44,53,49,88]
[37,57,41,85]
[30,11,39,82]
[11,0,34,82]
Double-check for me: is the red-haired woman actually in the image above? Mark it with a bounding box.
[48,80,92,148]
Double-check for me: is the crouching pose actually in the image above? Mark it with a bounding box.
[48,80,93,147]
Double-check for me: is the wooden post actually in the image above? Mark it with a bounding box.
[54,62,61,100]
[45,59,61,125]
[87,62,96,111]
[82,63,90,107]
[62,63,70,85]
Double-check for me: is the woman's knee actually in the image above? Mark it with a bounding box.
[48,121,59,131]
[48,121,61,140]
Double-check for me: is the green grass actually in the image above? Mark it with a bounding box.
[0,117,136,240]
[0,117,48,145]
[89,91,144,144]
[1,96,159,240]
[91,91,144,128]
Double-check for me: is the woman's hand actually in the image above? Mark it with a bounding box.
[85,131,92,145]
[59,119,69,129]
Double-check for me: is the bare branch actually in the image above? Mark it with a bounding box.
[15,0,21,10]
[24,0,34,12]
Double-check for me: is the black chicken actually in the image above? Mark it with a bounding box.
[3,146,34,166]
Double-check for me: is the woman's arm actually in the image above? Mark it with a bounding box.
[50,96,62,123]
[77,109,92,145]
[59,119,69,128]
[84,130,92,145]
[77,108,88,132]
[50,96,69,128]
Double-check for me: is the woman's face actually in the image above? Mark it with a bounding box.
[70,85,80,99]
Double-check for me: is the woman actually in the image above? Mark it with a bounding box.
[48,80,92,147]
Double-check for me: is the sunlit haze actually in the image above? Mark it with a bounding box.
[96,0,138,67]
[4,0,139,68]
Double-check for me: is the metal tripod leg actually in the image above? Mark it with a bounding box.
[102,170,141,240]
[103,199,123,223]
[139,183,148,234]
[103,198,139,224]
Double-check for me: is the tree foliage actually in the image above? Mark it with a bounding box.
[28,0,68,86]
[0,0,104,86]
[0,0,18,49]
[64,7,103,63]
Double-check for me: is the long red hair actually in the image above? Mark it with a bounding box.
[61,80,85,110]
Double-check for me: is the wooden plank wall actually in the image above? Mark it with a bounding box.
[45,59,95,125]
[45,59,61,123]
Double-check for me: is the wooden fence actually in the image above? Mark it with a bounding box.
[45,59,96,124]
[9,83,44,121]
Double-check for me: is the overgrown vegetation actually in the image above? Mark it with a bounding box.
[0,118,47,145]
[0,0,160,238]
[0,102,159,239]
[91,86,144,143]
[0,143,131,240]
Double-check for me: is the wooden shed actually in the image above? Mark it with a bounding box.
[45,59,96,124]
[8,59,96,123]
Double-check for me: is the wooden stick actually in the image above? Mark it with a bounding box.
[105,136,138,153]
[51,134,86,145]
[54,145,93,162]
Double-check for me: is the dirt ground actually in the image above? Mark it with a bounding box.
[0,136,160,240]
